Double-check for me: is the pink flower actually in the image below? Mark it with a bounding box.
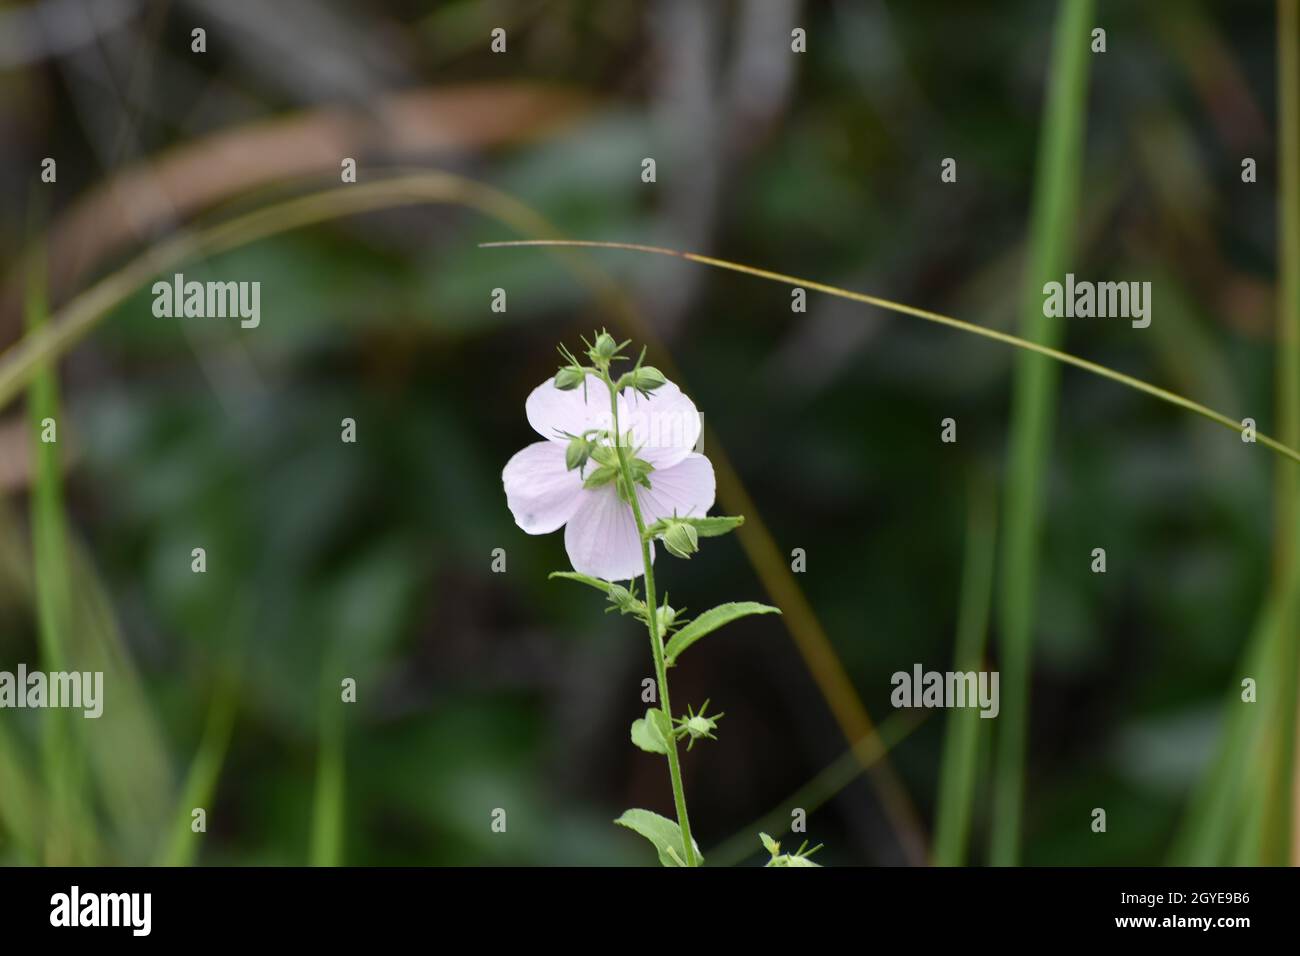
[503,377,715,580]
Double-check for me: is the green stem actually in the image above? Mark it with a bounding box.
[603,371,697,866]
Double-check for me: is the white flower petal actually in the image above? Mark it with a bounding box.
[564,484,653,581]
[502,441,585,534]
[525,378,623,443]
[637,453,716,524]
[622,380,702,469]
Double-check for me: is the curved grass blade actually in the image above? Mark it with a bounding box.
[474,242,1300,466]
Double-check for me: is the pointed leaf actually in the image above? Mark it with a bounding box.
[643,514,745,542]
[663,601,781,665]
[684,515,745,537]
[615,809,704,867]
[548,571,616,594]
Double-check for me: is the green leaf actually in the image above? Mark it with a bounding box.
[687,515,745,537]
[643,514,745,542]
[663,601,781,665]
[649,708,673,743]
[548,571,616,595]
[630,708,669,754]
[614,809,703,867]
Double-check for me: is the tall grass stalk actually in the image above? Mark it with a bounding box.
[24,227,86,864]
[1268,0,1300,865]
[990,0,1094,866]
[309,650,346,867]
[156,669,239,866]
[934,478,997,866]
[1179,619,1269,863]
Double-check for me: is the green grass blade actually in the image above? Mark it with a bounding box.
[309,659,345,867]
[1261,0,1300,865]
[24,232,88,864]
[1169,598,1276,864]
[156,670,239,866]
[990,0,1095,866]
[934,478,998,866]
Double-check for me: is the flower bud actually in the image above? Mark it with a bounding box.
[554,366,586,390]
[661,519,699,559]
[565,435,591,472]
[684,713,718,740]
[673,699,723,751]
[591,332,618,363]
[629,365,668,392]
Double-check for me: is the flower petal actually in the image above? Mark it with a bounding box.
[525,378,623,443]
[637,453,716,523]
[502,441,585,534]
[564,484,653,581]
[622,380,702,469]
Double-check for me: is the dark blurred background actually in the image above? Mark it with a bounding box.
[0,0,1291,866]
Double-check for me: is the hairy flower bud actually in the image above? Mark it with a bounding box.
[588,331,620,367]
[554,365,586,390]
[661,519,699,559]
[565,435,592,472]
[629,365,667,392]
[673,699,723,751]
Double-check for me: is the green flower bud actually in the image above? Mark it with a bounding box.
[661,519,699,559]
[565,435,591,472]
[592,332,618,362]
[759,829,822,867]
[673,699,723,750]
[554,366,586,390]
[630,365,667,392]
[684,713,717,738]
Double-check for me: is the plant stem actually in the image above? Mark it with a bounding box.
[603,372,697,866]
